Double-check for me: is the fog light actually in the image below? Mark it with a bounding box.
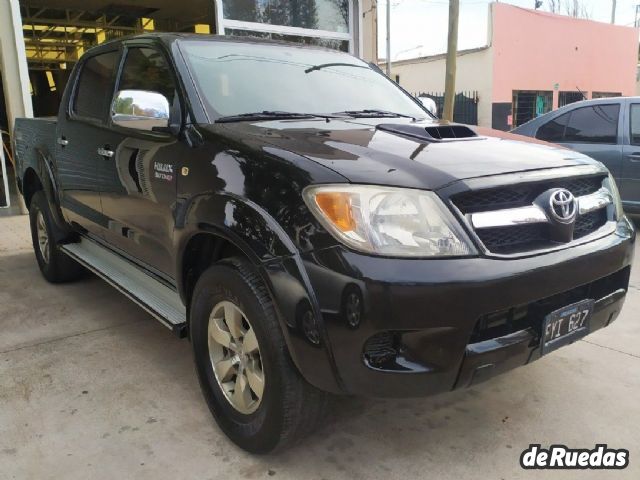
[363,331,398,367]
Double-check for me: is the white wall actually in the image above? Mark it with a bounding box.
[0,0,33,131]
[390,47,493,128]
[0,0,31,213]
[359,0,378,62]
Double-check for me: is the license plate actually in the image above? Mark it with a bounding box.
[541,299,594,355]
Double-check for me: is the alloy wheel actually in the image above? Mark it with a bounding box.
[36,210,50,264]
[207,300,265,414]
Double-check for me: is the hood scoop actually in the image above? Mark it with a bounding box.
[376,123,480,142]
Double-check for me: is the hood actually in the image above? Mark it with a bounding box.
[208,118,599,191]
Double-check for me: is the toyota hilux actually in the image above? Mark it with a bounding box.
[13,34,635,453]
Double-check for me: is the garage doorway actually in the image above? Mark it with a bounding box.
[18,0,357,117]
[20,0,217,117]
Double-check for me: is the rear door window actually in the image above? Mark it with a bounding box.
[73,51,119,120]
[536,112,570,142]
[563,104,619,144]
[629,104,640,145]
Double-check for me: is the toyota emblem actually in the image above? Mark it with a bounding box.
[549,189,577,223]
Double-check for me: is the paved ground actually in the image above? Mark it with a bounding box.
[0,214,638,480]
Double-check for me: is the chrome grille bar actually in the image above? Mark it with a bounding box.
[578,188,613,215]
[470,205,547,229]
[469,188,612,230]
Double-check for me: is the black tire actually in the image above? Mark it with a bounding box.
[29,191,84,283]
[190,257,328,453]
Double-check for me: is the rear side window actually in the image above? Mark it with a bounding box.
[118,47,176,105]
[630,104,640,145]
[536,112,570,142]
[73,51,119,120]
[563,104,619,144]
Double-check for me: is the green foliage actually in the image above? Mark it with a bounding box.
[113,95,134,114]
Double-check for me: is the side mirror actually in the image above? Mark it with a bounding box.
[111,89,170,132]
[418,96,438,117]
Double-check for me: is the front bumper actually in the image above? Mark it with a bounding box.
[454,285,626,389]
[301,217,635,397]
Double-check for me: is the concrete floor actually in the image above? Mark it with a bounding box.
[0,214,638,480]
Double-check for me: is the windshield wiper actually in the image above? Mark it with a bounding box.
[334,109,416,120]
[304,62,370,74]
[216,111,340,123]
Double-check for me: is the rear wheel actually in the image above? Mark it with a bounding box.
[190,257,328,453]
[29,191,84,283]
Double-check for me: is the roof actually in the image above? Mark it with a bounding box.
[85,32,345,54]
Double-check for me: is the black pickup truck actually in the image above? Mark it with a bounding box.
[13,34,635,453]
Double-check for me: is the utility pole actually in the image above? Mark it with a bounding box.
[443,0,459,122]
[611,0,616,24]
[386,0,391,77]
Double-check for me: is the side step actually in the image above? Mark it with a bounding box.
[61,238,187,336]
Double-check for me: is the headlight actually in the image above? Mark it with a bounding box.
[303,184,476,257]
[603,174,624,220]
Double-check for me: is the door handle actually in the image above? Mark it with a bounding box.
[56,137,69,146]
[97,147,114,158]
[628,152,640,162]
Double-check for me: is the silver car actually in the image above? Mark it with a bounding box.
[512,96,640,215]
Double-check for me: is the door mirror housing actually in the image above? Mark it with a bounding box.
[418,96,438,117]
[111,89,170,132]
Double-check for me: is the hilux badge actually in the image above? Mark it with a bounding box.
[549,189,577,224]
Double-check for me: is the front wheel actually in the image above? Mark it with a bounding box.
[190,258,328,453]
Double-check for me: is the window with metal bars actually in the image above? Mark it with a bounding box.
[559,91,585,108]
[512,90,553,127]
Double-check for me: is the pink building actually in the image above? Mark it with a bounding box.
[390,3,639,130]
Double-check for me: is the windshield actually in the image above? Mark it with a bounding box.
[179,40,430,120]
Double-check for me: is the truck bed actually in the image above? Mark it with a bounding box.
[13,117,58,188]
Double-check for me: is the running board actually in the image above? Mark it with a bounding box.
[61,238,187,336]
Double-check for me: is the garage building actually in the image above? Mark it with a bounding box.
[0,0,378,210]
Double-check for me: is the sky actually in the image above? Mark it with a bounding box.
[378,0,640,61]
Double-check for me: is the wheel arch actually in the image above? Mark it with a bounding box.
[176,193,345,394]
[22,167,43,209]
[178,227,258,308]
[22,150,71,238]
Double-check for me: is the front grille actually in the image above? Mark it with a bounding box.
[452,174,610,255]
[454,175,604,214]
[476,209,608,254]
[470,267,630,343]
[477,224,548,254]
[574,209,608,239]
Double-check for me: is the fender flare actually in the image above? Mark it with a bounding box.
[175,191,346,394]
[31,148,72,239]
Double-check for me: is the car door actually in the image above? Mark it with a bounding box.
[97,42,186,279]
[620,100,640,212]
[536,103,623,180]
[55,48,120,237]
[559,103,623,180]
